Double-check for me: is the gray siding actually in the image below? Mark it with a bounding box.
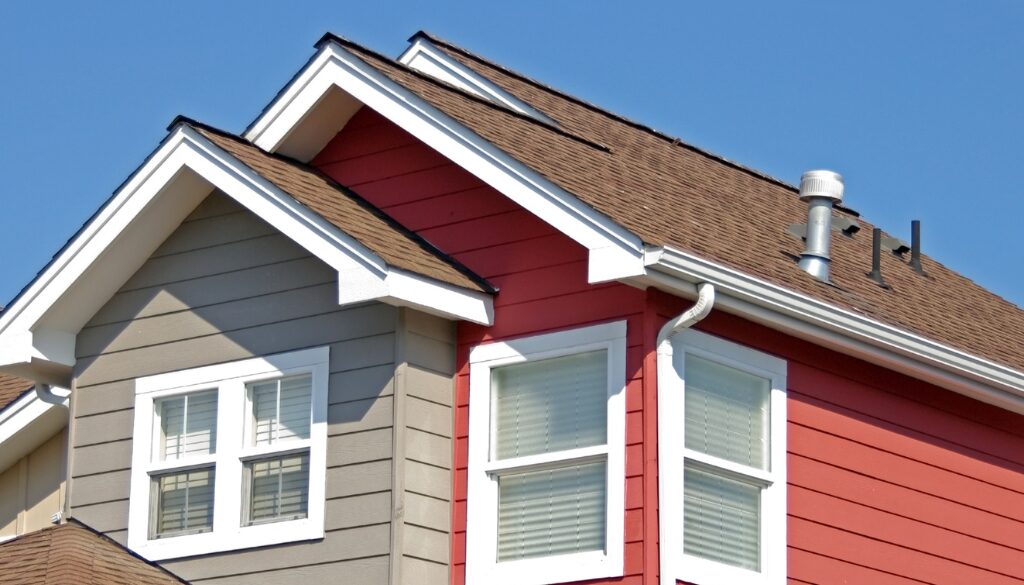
[393,311,455,585]
[67,193,457,585]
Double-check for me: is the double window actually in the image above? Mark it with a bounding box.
[659,329,787,585]
[465,321,626,585]
[128,347,329,560]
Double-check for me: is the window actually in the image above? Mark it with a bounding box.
[658,329,787,585]
[466,321,626,585]
[128,347,329,560]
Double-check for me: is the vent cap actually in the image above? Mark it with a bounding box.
[799,170,844,203]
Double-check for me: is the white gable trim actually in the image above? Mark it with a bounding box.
[0,124,492,384]
[244,40,646,284]
[397,37,554,123]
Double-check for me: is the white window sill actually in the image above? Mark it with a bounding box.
[678,553,779,585]
[471,549,621,585]
[129,516,324,561]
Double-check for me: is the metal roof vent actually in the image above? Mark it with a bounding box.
[797,170,845,283]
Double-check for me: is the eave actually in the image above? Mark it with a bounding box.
[643,246,1024,414]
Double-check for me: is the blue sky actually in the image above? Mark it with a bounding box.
[1,1,1021,308]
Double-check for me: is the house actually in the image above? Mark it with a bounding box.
[0,29,1022,585]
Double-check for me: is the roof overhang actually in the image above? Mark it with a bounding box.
[245,33,1024,414]
[643,246,1024,414]
[244,37,647,285]
[0,124,492,386]
[0,390,67,472]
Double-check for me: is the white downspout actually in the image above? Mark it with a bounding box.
[656,282,715,585]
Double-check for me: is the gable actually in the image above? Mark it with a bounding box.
[0,121,492,387]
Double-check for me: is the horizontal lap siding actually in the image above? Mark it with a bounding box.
[398,312,456,585]
[694,308,1024,585]
[314,109,650,585]
[69,193,400,584]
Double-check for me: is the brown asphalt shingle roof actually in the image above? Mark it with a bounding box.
[0,520,189,585]
[183,121,491,294]
[0,373,32,413]
[323,33,1024,373]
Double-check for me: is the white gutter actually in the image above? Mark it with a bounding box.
[655,282,715,585]
[644,246,1024,414]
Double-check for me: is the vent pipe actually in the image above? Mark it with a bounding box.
[866,228,890,288]
[797,170,845,283]
[910,219,926,275]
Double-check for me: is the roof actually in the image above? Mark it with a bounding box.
[323,32,1024,374]
[0,373,32,414]
[183,120,491,294]
[0,520,189,585]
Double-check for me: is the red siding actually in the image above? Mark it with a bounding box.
[315,108,652,585]
[314,108,1024,585]
[696,303,1024,585]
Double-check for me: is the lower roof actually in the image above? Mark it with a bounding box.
[0,373,32,413]
[0,520,189,585]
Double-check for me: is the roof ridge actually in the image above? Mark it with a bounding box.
[178,117,496,294]
[411,30,802,194]
[317,33,611,154]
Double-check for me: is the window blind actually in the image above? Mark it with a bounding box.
[159,391,217,460]
[153,468,215,538]
[683,462,760,571]
[246,453,310,524]
[684,355,770,470]
[493,350,607,459]
[497,461,606,561]
[251,375,311,446]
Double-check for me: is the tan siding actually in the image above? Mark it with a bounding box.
[87,257,333,327]
[189,556,390,585]
[69,193,400,583]
[161,524,391,580]
[400,557,447,585]
[395,314,454,580]
[0,430,67,538]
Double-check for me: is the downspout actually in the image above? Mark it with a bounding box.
[655,282,715,585]
[35,383,72,524]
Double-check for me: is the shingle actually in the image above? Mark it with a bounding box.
[185,122,491,294]
[0,521,189,585]
[0,373,33,413]
[325,33,1024,374]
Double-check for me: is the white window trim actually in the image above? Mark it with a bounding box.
[127,347,329,561]
[466,321,626,585]
[658,329,787,585]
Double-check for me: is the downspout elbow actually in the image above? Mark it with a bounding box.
[36,383,71,407]
[656,282,716,351]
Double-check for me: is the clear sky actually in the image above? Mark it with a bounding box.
[1,1,1021,309]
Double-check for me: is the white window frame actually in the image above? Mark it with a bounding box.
[466,321,626,585]
[127,347,329,560]
[658,329,787,585]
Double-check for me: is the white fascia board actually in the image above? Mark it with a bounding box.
[335,266,494,325]
[397,38,555,124]
[645,246,1024,413]
[244,41,646,284]
[0,391,67,472]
